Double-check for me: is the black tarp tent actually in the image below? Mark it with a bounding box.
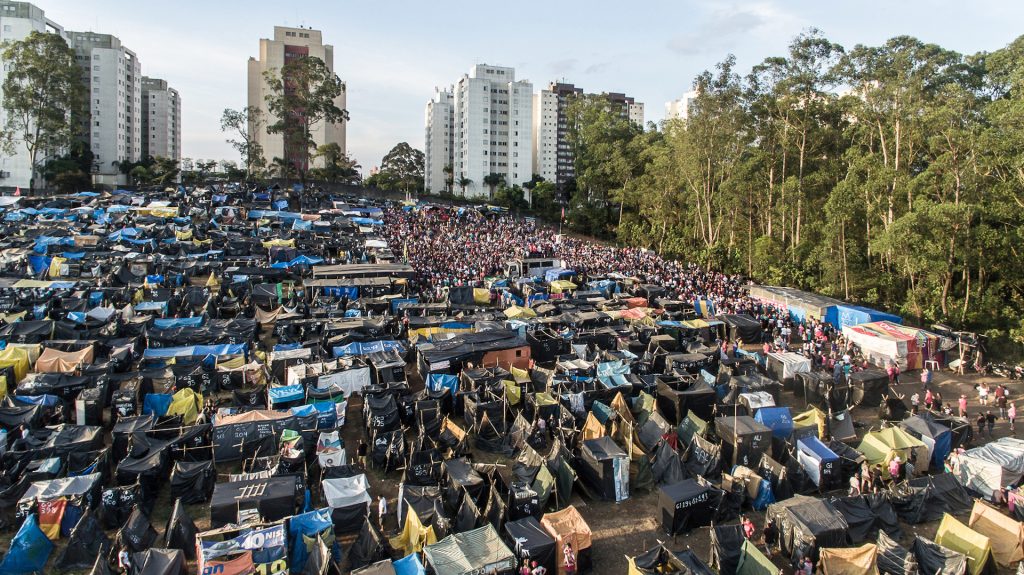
[163,500,198,561]
[348,520,390,571]
[716,416,771,468]
[169,460,214,504]
[209,476,298,528]
[892,473,973,524]
[56,509,111,570]
[655,379,716,424]
[128,548,187,575]
[876,531,919,575]
[504,516,556,574]
[719,314,762,344]
[577,436,629,502]
[911,536,968,575]
[118,506,158,553]
[765,495,849,565]
[658,478,724,535]
[848,369,889,407]
[827,494,902,543]
[710,523,746,575]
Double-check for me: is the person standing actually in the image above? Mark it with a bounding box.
[563,542,577,575]
[357,440,368,469]
[977,413,987,438]
[910,392,920,415]
[1008,402,1016,434]
[377,496,388,530]
[958,395,968,418]
[986,411,996,438]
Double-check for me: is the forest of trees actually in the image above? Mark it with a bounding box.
[561,30,1024,354]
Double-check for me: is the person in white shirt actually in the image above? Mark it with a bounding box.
[377,496,388,530]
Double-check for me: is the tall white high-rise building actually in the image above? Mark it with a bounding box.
[449,64,533,199]
[424,87,453,194]
[0,1,66,190]
[666,90,699,121]
[68,31,142,185]
[247,26,347,173]
[141,77,181,163]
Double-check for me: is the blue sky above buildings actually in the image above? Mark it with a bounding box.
[42,0,1024,172]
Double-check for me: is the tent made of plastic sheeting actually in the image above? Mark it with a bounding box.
[0,515,52,574]
[389,509,437,557]
[315,366,372,398]
[900,412,954,471]
[847,369,890,408]
[842,321,944,371]
[710,523,746,575]
[968,501,1024,566]
[765,352,811,387]
[857,427,927,475]
[393,553,425,575]
[934,513,996,575]
[658,478,725,535]
[765,495,849,564]
[353,560,397,575]
[422,524,515,575]
[170,461,214,505]
[505,517,556,575]
[911,535,968,575]
[817,543,879,575]
[953,451,1021,502]
[747,285,842,322]
[627,545,688,575]
[735,539,777,575]
[796,437,839,489]
[893,473,974,524]
[826,494,901,544]
[752,406,792,440]
[719,314,763,344]
[716,416,772,468]
[541,506,593,575]
[34,346,94,373]
[0,345,32,383]
[825,304,902,331]
[212,409,295,462]
[876,531,918,575]
[129,548,186,575]
[165,388,202,424]
[323,474,371,533]
[578,436,630,502]
[209,476,299,529]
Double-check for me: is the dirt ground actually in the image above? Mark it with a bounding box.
[5,363,1022,574]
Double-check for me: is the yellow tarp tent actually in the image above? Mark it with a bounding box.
[6,343,41,365]
[610,392,635,425]
[166,388,203,425]
[261,239,295,248]
[549,280,577,294]
[472,288,490,305]
[175,229,193,241]
[0,311,26,324]
[48,257,67,278]
[819,543,879,575]
[968,500,1024,566]
[935,513,996,575]
[0,345,31,383]
[858,427,927,474]
[792,406,827,438]
[503,380,521,405]
[581,412,605,441]
[389,509,436,556]
[510,366,530,384]
[504,305,535,319]
[541,506,592,575]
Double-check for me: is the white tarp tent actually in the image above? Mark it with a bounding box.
[323,474,371,509]
[766,352,811,380]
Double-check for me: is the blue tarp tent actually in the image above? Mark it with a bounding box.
[825,304,902,331]
[14,395,60,407]
[900,413,953,471]
[143,344,247,358]
[143,393,173,417]
[427,373,458,395]
[332,340,404,358]
[269,385,305,407]
[323,286,359,299]
[0,515,52,574]
[288,508,335,573]
[390,298,418,314]
[394,553,426,575]
[544,268,575,282]
[153,316,203,329]
[796,437,839,488]
[597,360,630,388]
[753,407,794,440]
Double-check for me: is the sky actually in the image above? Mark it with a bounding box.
[40,0,1024,174]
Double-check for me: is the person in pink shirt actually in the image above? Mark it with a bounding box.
[958,395,968,417]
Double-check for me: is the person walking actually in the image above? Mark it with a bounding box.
[357,440,368,469]
[958,395,968,418]
[1008,402,1016,434]
[977,413,987,438]
[377,495,388,530]
[910,392,920,415]
[986,411,996,438]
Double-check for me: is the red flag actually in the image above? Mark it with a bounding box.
[14,187,21,196]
